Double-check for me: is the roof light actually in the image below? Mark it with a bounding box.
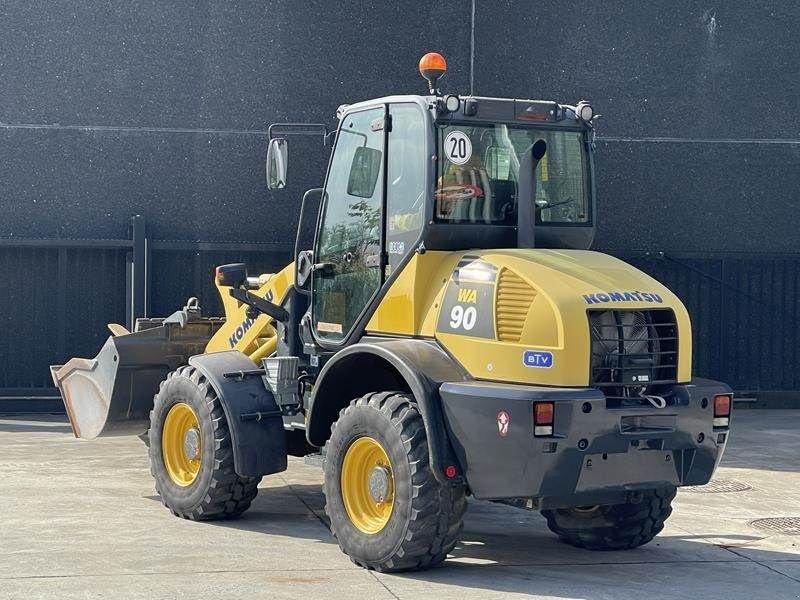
[575,100,594,121]
[419,52,447,95]
[444,94,460,112]
[534,401,554,437]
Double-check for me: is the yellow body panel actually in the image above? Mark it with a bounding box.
[367,249,692,387]
[206,264,295,363]
[367,252,461,337]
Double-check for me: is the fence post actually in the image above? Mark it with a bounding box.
[126,215,150,329]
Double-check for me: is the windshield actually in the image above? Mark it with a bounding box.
[435,124,588,225]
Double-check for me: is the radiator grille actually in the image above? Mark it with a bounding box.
[588,309,678,401]
[495,269,536,342]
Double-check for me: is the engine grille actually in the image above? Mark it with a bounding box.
[588,309,678,402]
[495,269,536,342]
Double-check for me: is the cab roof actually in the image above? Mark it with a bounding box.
[338,95,587,128]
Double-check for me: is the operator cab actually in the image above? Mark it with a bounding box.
[265,52,597,347]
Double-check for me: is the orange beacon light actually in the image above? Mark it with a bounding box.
[419,52,447,94]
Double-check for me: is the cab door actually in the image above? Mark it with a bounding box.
[312,106,386,344]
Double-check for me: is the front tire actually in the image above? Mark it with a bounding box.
[324,391,466,572]
[542,487,676,550]
[148,366,261,520]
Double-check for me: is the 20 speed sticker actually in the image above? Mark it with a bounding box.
[444,130,472,165]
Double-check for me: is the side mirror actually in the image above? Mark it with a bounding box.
[215,263,248,288]
[266,138,288,190]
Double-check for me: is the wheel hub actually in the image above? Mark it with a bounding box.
[183,427,201,461]
[367,466,393,503]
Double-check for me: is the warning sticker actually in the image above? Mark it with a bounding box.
[444,130,472,165]
[497,411,510,437]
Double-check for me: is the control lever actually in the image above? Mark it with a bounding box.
[229,288,290,323]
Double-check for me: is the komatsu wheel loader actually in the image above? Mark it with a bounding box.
[51,53,733,572]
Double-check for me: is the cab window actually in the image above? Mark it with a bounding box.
[435,125,588,225]
[312,107,384,343]
[386,104,426,271]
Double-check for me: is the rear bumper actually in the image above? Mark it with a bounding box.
[439,378,731,505]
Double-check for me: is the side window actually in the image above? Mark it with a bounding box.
[534,130,588,224]
[386,104,426,272]
[313,107,385,343]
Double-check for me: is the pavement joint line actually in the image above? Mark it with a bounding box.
[278,473,332,533]
[680,505,800,586]
[405,559,750,571]
[0,558,767,582]
[0,567,361,581]
[370,571,401,599]
[722,546,800,586]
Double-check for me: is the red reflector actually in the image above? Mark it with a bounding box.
[444,465,457,479]
[713,395,731,417]
[534,402,554,425]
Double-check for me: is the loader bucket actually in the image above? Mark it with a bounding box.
[51,319,222,439]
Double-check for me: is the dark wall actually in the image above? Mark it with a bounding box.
[1,1,797,250]
[1,1,799,394]
[0,0,470,242]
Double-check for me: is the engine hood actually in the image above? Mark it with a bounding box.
[430,249,692,387]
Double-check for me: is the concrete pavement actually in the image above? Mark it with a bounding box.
[0,410,798,599]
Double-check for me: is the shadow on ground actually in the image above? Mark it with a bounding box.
[0,416,73,434]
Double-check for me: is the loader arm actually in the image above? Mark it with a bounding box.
[206,263,295,362]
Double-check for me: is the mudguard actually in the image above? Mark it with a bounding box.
[307,338,468,485]
[188,351,287,478]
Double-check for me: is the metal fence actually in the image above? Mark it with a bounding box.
[619,251,800,393]
[0,226,797,411]
[0,216,290,411]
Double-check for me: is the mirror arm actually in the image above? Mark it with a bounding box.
[229,288,290,323]
[268,123,331,146]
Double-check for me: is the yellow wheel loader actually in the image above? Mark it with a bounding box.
[51,53,733,571]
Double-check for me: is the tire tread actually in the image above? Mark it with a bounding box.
[150,366,260,521]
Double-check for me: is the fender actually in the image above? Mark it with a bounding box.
[307,337,469,485]
[188,351,287,477]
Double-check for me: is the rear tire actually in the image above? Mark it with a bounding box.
[324,391,466,572]
[542,487,676,550]
[148,366,261,520]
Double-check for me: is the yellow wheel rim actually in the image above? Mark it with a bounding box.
[162,403,202,487]
[341,437,395,534]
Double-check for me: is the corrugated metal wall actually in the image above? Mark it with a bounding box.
[0,246,127,391]
[2,243,797,397]
[619,252,800,392]
[0,241,287,398]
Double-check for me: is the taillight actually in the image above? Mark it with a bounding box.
[713,394,731,428]
[534,402,554,436]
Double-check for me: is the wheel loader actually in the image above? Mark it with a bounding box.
[51,53,733,572]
